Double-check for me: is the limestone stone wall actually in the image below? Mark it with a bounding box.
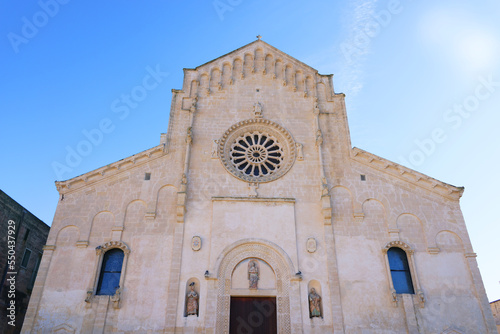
[22,39,496,334]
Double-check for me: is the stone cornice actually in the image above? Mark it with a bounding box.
[351,147,464,201]
[212,196,295,203]
[55,144,166,195]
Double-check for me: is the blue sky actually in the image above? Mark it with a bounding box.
[1,0,499,301]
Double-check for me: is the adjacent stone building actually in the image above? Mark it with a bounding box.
[491,299,500,333]
[0,190,50,334]
[22,39,497,333]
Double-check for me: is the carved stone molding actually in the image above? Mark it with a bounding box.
[353,211,364,223]
[214,239,294,333]
[427,247,440,254]
[76,240,89,248]
[52,323,76,334]
[382,240,414,255]
[95,241,130,255]
[43,245,56,251]
[218,118,297,183]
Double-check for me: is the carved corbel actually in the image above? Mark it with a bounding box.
[353,211,365,223]
[417,289,425,308]
[95,245,104,256]
[391,288,398,306]
[84,290,93,304]
[111,287,122,309]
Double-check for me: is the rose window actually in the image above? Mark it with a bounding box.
[218,118,296,183]
[230,132,284,177]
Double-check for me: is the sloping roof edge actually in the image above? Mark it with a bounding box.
[55,144,166,194]
[351,147,464,200]
[184,38,324,75]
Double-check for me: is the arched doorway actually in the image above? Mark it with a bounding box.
[213,239,295,333]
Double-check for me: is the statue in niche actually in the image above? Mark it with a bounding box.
[253,102,263,118]
[308,288,322,318]
[186,282,199,316]
[248,260,260,289]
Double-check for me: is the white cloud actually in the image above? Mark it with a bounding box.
[339,0,379,96]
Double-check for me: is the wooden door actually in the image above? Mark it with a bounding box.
[229,297,277,334]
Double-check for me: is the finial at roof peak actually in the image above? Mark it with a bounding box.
[257,35,262,40]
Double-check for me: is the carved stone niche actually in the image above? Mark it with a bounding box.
[231,258,276,290]
[184,278,200,317]
[308,280,323,318]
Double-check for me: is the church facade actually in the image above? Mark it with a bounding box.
[22,39,496,333]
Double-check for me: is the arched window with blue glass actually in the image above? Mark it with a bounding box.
[97,248,124,295]
[387,247,414,294]
[87,241,130,308]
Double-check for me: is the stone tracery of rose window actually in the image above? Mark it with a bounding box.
[218,118,296,183]
[230,131,284,177]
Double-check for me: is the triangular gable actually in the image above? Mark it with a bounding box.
[187,38,320,75]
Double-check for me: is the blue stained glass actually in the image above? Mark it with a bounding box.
[387,247,414,294]
[96,249,124,295]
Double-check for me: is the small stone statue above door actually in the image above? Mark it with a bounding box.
[248,259,260,289]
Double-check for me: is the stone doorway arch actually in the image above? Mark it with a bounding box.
[213,239,296,333]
